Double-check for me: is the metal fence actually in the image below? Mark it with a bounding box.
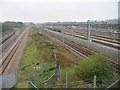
[106,79,119,89]
[28,29,119,89]
[40,29,119,88]
[28,71,119,89]
[28,78,39,90]
[28,40,60,89]
[39,73,56,88]
[28,69,57,88]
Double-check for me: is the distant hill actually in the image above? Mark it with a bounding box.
[36,18,119,25]
[105,18,119,24]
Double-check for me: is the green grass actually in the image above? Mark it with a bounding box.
[13,30,55,88]
[13,29,80,88]
[12,29,118,88]
[74,54,117,87]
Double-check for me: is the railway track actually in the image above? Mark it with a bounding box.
[47,28,120,49]
[64,39,120,73]
[109,61,120,73]
[0,29,27,75]
[63,36,120,73]
[42,30,96,57]
[0,31,15,45]
[0,30,22,56]
[64,32,120,49]
[75,33,120,44]
[0,33,18,55]
[69,29,119,41]
[62,38,95,56]
[42,30,120,73]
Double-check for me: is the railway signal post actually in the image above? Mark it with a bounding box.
[61,29,64,47]
[87,20,91,41]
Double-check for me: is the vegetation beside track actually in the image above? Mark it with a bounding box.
[12,28,118,88]
[74,54,117,87]
[13,29,79,88]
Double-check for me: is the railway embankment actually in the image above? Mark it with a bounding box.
[12,28,118,88]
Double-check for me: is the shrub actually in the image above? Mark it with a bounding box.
[75,54,114,84]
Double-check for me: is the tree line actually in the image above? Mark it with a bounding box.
[1,21,24,32]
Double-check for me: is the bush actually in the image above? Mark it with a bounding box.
[75,54,114,84]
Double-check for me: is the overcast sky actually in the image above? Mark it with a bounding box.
[0,0,119,23]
